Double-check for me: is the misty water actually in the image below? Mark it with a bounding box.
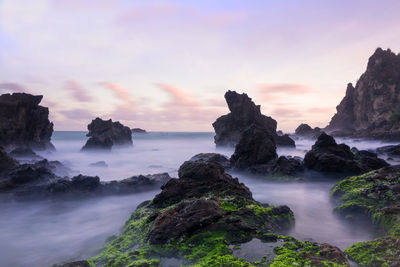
[0,132,397,266]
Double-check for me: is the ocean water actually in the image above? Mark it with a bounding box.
[0,132,397,266]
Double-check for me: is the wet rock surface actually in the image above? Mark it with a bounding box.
[304,132,388,173]
[326,48,400,140]
[81,118,132,151]
[0,93,54,150]
[213,90,295,147]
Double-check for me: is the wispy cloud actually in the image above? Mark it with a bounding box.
[64,80,93,102]
[0,82,28,93]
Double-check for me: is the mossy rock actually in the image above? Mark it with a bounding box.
[330,166,400,266]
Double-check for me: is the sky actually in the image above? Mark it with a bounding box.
[1,0,400,132]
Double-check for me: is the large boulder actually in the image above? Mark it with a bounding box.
[0,93,54,150]
[295,123,322,139]
[212,90,295,147]
[304,132,388,173]
[230,125,277,169]
[81,118,132,150]
[326,48,400,140]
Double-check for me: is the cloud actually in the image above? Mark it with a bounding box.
[305,107,335,113]
[155,83,198,106]
[0,82,28,93]
[259,83,312,102]
[59,108,93,120]
[271,107,302,118]
[64,80,93,102]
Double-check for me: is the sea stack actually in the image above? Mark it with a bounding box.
[326,48,400,140]
[212,90,295,147]
[0,93,54,150]
[81,118,133,150]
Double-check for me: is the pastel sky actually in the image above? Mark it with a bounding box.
[1,0,400,132]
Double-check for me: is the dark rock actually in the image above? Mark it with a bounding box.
[131,128,147,133]
[326,48,400,140]
[88,161,108,168]
[212,90,294,147]
[276,130,283,136]
[295,123,322,139]
[304,132,388,173]
[0,147,18,173]
[376,144,400,157]
[147,199,224,244]
[188,153,230,169]
[81,118,132,151]
[230,125,277,169]
[0,93,54,150]
[274,134,296,147]
[152,159,252,208]
[9,146,43,160]
[268,156,304,175]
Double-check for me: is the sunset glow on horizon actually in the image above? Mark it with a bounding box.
[1,0,400,132]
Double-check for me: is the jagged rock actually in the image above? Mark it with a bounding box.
[0,93,54,150]
[304,132,388,173]
[131,128,147,133]
[188,153,231,169]
[295,123,322,139]
[81,118,132,150]
[230,125,277,169]
[152,159,252,209]
[0,147,19,173]
[376,144,400,157]
[212,91,295,147]
[275,134,296,147]
[326,48,400,140]
[268,156,304,175]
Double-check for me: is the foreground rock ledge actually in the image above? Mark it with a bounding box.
[56,157,350,267]
[331,166,400,266]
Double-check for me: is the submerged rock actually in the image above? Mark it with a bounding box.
[88,161,108,168]
[295,123,322,139]
[331,166,400,266]
[376,144,400,157]
[326,48,400,140]
[81,118,132,151]
[212,90,295,147]
[0,93,54,150]
[8,146,43,161]
[304,132,388,173]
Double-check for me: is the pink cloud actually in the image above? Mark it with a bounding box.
[271,107,302,118]
[306,107,335,113]
[156,83,198,106]
[99,82,135,107]
[260,83,312,94]
[118,4,178,23]
[64,80,93,102]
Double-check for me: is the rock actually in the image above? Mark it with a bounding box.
[81,118,133,150]
[212,90,295,147]
[0,147,19,173]
[88,161,108,168]
[295,123,322,139]
[331,166,400,266]
[268,156,304,175]
[0,93,54,150]
[8,146,43,160]
[152,159,252,209]
[52,260,91,267]
[131,128,147,133]
[188,153,231,169]
[326,48,400,140]
[230,125,277,169]
[147,199,224,244]
[376,144,400,157]
[304,132,388,173]
[274,134,296,147]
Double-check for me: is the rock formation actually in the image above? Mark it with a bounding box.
[81,118,132,150]
[0,147,19,173]
[304,132,388,173]
[0,93,54,150]
[230,125,277,169]
[131,128,147,133]
[326,48,400,140]
[212,90,295,147]
[295,123,322,139]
